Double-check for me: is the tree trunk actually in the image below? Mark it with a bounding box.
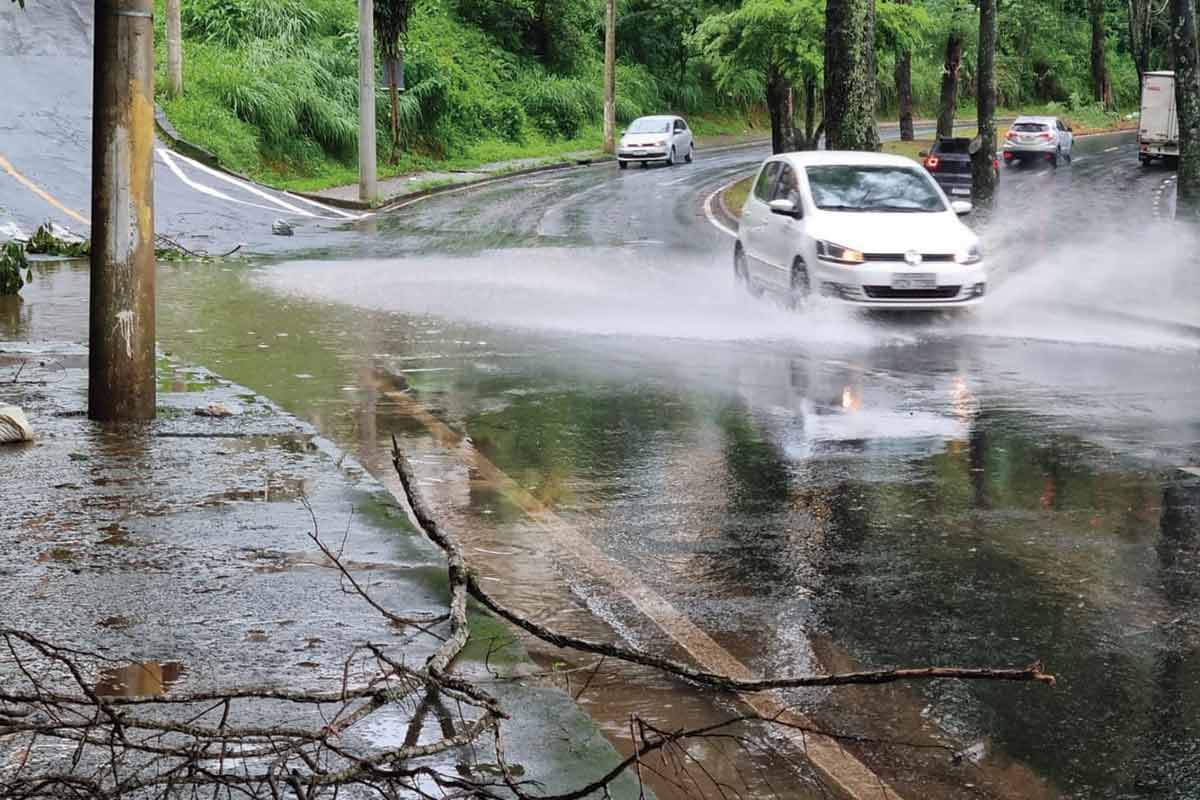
[166,0,182,98]
[1172,0,1200,220]
[766,65,799,154]
[602,0,616,154]
[824,0,880,151]
[895,0,913,140]
[896,48,914,141]
[804,71,817,148]
[1128,0,1151,81]
[1090,0,1113,109]
[937,32,963,139]
[972,0,998,209]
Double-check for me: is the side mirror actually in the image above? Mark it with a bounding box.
[769,198,801,218]
[918,150,929,158]
[951,200,973,216]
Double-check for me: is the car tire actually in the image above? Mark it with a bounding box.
[734,245,761,298]
[685,145,694,164]
[787,258,811,310]
[1051,148,1061,168]
[618,160,628,170]
[667,146,676,167]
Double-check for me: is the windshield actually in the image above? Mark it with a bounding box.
[805,165,946,213]
[627,118,670,134]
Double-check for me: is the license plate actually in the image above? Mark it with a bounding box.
[892,273,936,290]
[951,187,970,196]
[631,149,645,155]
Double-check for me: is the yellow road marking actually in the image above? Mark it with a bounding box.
[0,154,91,226]
[385,390,903,800]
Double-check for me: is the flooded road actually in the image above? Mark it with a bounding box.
[7,134,1200,799]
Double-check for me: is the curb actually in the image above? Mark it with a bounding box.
[153,103,266,189]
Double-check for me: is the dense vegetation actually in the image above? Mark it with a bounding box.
[151,0,1165,189]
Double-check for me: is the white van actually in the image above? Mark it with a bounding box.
[1139,71,1178,165]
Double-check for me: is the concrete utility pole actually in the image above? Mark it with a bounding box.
[359,0,378,204]
[89,0,157,421]
[166,0,182,98]
[602,0,616,154]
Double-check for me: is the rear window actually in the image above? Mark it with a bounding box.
[1012,122,1049,132]
[933,138,971,154]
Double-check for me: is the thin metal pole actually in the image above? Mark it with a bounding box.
[359,0,377,204]
[166,0,182,98]
[89,0,156,421]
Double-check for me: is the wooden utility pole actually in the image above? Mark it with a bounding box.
[166,0,182,98]
[90,0,157,421]
[1173,0,1200,220]
[359,0,378,204]
[602,0,616,154]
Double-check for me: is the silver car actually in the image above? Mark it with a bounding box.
[1002,115,1075,167]
[617,115,694,169]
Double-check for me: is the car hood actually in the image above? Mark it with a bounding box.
[808,210,976,255]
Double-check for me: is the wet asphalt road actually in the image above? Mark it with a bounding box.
[133,137,1196,800]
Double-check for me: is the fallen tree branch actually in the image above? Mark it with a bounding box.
[390,435,1057,693]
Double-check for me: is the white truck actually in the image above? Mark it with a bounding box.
[1139,70,1178,165]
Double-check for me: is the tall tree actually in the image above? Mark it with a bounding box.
[1089,0,1113,109]
[825,0,880,150]
[1127,0,1153,80]
[377,0,414,164]
[972,0,998,208]
[937,31,963,138]
[894,0,914,141]
[695,0,823,154]
[1171,0,1200,220]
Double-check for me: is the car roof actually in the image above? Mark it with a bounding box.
[771,150,923,169]
[632,115,679,122]
[1013,115,1058,124]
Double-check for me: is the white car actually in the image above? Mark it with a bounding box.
[734,151,986,310]
[618,115,694,169]
[1002,115,1075,167]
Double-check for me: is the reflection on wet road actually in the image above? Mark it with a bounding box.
[8,133,1200,799]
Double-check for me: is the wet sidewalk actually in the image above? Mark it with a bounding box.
[0,338,646,797]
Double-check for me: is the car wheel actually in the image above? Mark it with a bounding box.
[618,160,628,170]
[685,145,694,164]
[787,258,811,309]
[667,146,677,167]
[1051,148,1061,168]
[734,245,761,298]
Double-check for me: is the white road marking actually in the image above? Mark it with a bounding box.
[660,172,698,187]
[282,189,366,220]
[157,149,316,217]
[1104,146,1120,153]
[161,148,355,221]
[703,175,744,239]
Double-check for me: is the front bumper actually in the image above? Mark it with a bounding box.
[815,260,987,309]
[618,148,667,162]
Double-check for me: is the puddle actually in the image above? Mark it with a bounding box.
[95,661,185,698]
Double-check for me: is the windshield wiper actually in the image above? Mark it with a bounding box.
[860,206,938,213]
[817,204,870,212]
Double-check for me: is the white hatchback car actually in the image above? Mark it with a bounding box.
[734,151,986,310]
[618,115,694,168]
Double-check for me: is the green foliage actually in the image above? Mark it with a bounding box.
[182,0,349,47]
[0,242,31,296]
[25,224,89,257]
[452,0,594,74]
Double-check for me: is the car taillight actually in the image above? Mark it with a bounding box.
[1005,130,1017,140]
[993,158,999,171]
[924,156,940,170]
[1039,131,1054,140]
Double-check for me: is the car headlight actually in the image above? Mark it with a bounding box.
[955,242,983,265]
[653,138,667,146]
[816,240,865,265]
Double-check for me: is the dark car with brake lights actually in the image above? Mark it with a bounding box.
[920,137,998,198]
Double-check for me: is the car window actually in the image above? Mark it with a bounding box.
[678,120,688,131]
[753,162,782,202]
[673,120,684,132]
[628,118,671,133]
[1012,122,1049,132]
[772,164,802,207]
[805,165,946,213]
[932,138,970,154]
